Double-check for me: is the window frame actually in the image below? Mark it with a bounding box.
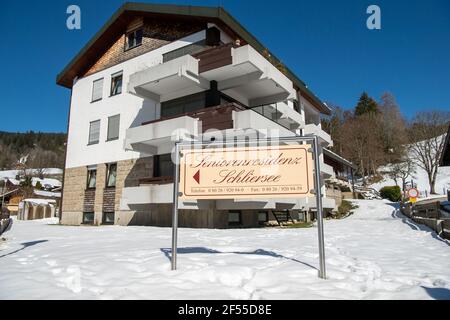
[102,212,115,225]
[105,163,117,189]
[91,78,104,103]
[110,71,123,97]
[258,211,269,224]
[86,167,97,190]
[82,212,95,225]
[228,211,242,227]
[106,114,120,142]
[88,119,101,146]
[153,154,174,178]
[124,28,143,51]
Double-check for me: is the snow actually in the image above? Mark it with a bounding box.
[0,168,63,179]
[33,189,61,198]
[31,177,61,188]
[0,200,449,300]
[370,165,450,197]
[22,199,56,206]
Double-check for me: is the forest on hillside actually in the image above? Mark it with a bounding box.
[0,131,66,170]
[321,92,450,193]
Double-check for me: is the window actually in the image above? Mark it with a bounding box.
[125,28,143,50]
[91,78,103,102]
[106,163,117,188]
[107,114,120,141]
[161,92,207,118]
[153,154,174,178]
[83,212,94,224]
[163,40,208,63]
[110,72,123,96]
[228,211,241,226]
[103,212,115,225]
[86,166,97,189]
[88,120,100,145]
[258,212,268,224]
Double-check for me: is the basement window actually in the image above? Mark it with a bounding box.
[258,212,268,224]
[82,212,94,225]
[110,72,123,96]
[102,212,115,225]
[228,211,242,227]
[125,28,143,50]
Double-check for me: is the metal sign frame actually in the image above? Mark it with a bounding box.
[170,136,326,279]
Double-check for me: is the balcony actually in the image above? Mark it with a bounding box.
[197,44,296,106]
[128,43,296,107]
[124,115,199,155]
[128,55,210,102]
[321,163,334,179]
[304,124,333,147]
[120,184,173,210]
[250,102,303,131]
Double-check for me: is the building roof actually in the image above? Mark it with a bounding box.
[323,148,358,170]
[440,124,450,166]
[56,2,331,115]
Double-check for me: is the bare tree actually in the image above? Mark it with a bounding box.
[409,111,450,194]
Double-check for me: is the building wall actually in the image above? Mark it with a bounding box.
[84,18,205,77]
[66,29,208,170]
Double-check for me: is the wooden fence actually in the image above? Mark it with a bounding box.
[400,201,450,240]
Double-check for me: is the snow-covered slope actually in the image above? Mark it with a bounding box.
[370,165,450,196]
[1,200,449,299]
[0,168,62,179]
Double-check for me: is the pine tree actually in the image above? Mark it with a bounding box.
[355,92,379,116]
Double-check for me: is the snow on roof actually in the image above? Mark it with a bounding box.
[0,168,63,179]
[22,198,56,206]
[32,177,61,188]
[33,189,61,198]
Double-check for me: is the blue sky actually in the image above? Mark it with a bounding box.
[1,0,449,133]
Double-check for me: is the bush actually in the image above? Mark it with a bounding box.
[334,200,358,219]
[35,181,42,190]
[379,186,401,202]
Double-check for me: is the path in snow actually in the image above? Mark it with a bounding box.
[0,200,449,299]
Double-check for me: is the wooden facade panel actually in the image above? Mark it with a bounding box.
[83,189,95,212]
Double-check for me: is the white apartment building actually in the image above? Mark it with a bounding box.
[57,3,355,228]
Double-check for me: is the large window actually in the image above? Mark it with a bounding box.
[228,211,242,226]
[106,163,117,188]
[86,166,97,189]
[88,120,100,145]
[83,212,94,224]
[110,72,123,96]
[107,114,120,141]
[161,92,206,118]
[153,154,174,178]
[125,28,143,50]
[91,78,103,102]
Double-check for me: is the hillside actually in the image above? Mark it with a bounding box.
[0,131,66,170]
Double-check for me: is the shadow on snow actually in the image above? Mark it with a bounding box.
[160,247,318,271]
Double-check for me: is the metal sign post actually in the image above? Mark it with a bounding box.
[170,136,326,279]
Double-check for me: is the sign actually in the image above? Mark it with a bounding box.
[179,145,314,200]
[408,188,419,199]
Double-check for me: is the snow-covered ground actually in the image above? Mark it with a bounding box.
[1,200,449,300]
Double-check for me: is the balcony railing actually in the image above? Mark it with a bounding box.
[250,102,302,133]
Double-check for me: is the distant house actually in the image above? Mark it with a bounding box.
[18,199,57,220]
[440,124,450,167]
